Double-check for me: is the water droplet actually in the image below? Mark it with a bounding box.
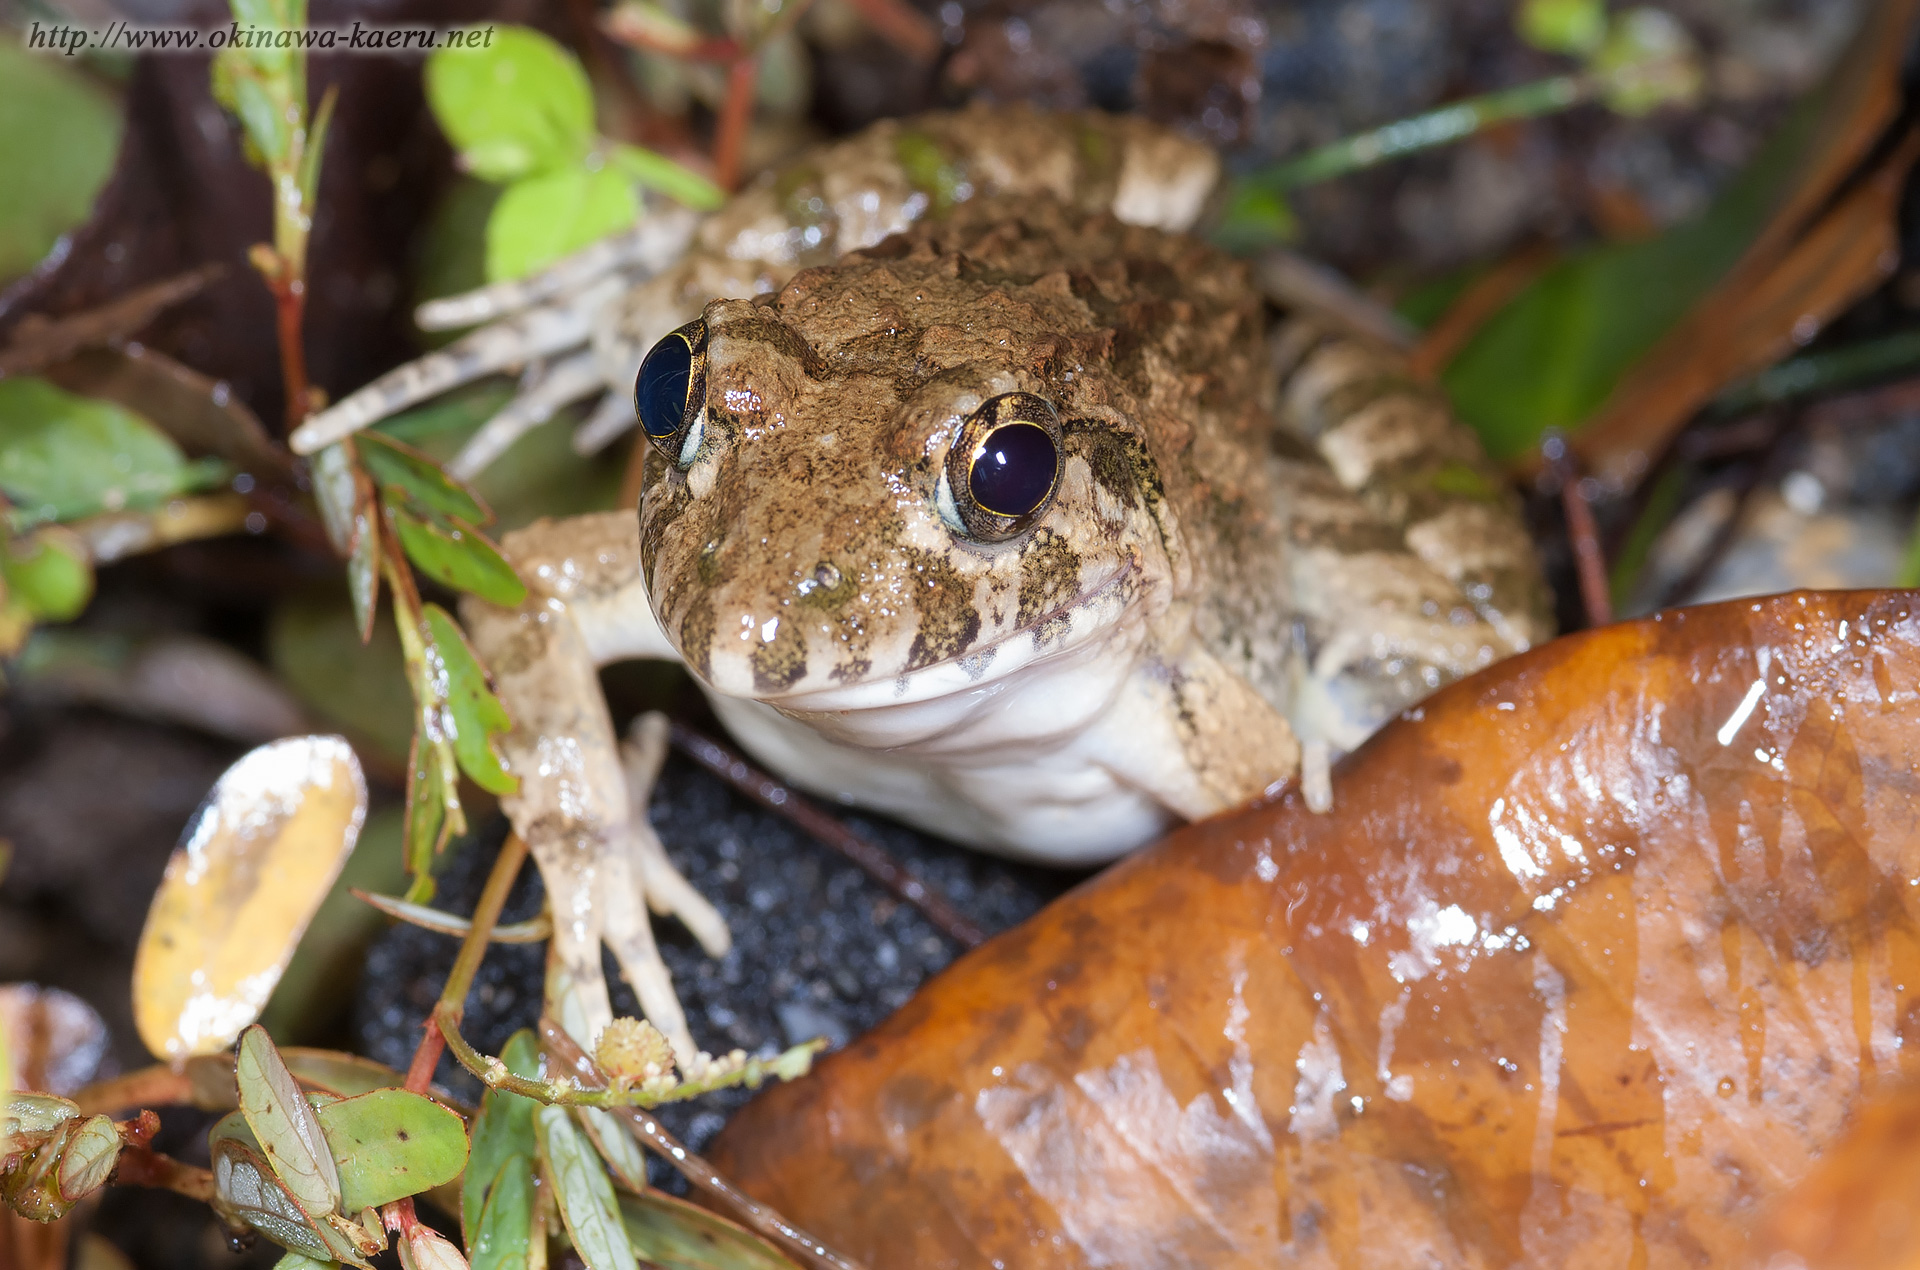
[1716,1076,1736,1098]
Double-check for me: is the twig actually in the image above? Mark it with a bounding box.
[1543,433,1612,627]
[401,830,530,1093]
[0,265,224,377]
[539,1019,868,1270]
[110,1145,215,1203]
[712,56,759,191]
[667,722,988,948]
[437,1009,818,1108]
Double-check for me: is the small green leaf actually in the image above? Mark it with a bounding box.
[619,1190,806,1270]
[4,529,93,622]
[426,27,595,182]
[300,85,338,210]
[403,731,453,897]
[470,1156,535,1270]
[315,1088,469,1212]
[485,167,639,283]
[423,604,517,796]
[274,1254,335,1270]
[537,1105,637,1270]
[462,1030,541,1239]
[609,144,725,211]
[238,1025,344,1218]
[0,378,226,526]
[575,1107,649,1193]
[0,42,123,281]
[1594,7,1702,116]
[211,1137,372,1267]
[388,504,527,607]
[359,432,490,524]
[1516,0,1606,57]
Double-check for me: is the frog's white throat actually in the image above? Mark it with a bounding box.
[696,561,1179,863]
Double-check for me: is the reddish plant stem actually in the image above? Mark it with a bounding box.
[841,0,940,60]
[668,722,987,948]
[1543,434,1613,628]
[111,1146,215,1202]
[269,274,310,436]
[712,56,759,191]
[404,830,531,1093]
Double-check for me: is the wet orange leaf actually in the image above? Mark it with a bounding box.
[133,736,367,1061]
[711,589,1920,1268]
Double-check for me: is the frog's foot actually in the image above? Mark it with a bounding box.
[461,519,724,1061]
[285,208,700,472]
[621,712,730,958]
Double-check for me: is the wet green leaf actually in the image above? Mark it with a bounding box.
[426,27,594,182]
[537,1105,637,1270]
[4,529,93,621]
[610,144,724,211]
[210,0,307,171]
[618,1191,805,1270]
[388,504,526,607]
[280,1047,412,1101]
[576,1107,648,1193]
[211,1135,373,1267]
[0,377,227,527]
[238,1024,344,1217]
[470,1156,535,1270]
[360,432,490,525]
[403,731,455,898]
[316,1088,469,1212]
[462,1030,541,1239]
[309,442,360,556]
[423,604,517,795]
[274,1254,333,1270]
[0,41,122,282]
[486,166,639,283]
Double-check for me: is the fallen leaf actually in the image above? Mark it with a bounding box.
[0,984,108,1097]
[1752,1075,1920,1269]
[711,589,1920,1268]
[132,736,368,1060]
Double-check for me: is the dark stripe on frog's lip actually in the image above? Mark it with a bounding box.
[745,559,1141,712]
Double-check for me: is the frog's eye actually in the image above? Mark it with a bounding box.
[635,319,708,460]
[946,392,1063,541]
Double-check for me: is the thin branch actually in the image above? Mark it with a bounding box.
[1543,433,1612,627]
[668,722,988,948]
[110,1146,215,1203]
[538,1019,866,1270]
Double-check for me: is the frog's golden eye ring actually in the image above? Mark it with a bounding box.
[634,320,708,460]
[946,392,1062,541]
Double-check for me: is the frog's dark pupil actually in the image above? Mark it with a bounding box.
[968,422,1057,518]
[635,330,696,442]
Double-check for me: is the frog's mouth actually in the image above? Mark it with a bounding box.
[745,559,1144,718]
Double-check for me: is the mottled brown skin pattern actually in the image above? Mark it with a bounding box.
[709,591,1920,1269]
[640,201,1285,717]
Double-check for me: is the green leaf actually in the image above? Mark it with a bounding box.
[4,529,93,622]
[1516,0,1606,57]
[609,144,725,211]
[274,1254,335,1270]
[315,1088,469,1212]
[426,26,595,182]
[0,377,226,526]
[423,604,518,796]
[238,1025,344,1218]
[1441,73,1826,460]
[403,731,453,897]
[485,166,639,283]
[462,1030,541,1239]
[54,1114,121,1203]
[470,1156,535,1270]
[618,1191,805,1270]
[388,504,526,607]
[359,432,490,524]
[0,42,122,282]
[537,1105,638,1270]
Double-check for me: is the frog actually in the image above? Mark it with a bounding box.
[288,105,1552,1057]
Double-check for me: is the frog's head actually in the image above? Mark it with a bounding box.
[634,225,1188,717]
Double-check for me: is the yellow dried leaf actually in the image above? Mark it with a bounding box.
[133,736,367,1060]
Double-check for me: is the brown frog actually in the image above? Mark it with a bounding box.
[291,106,1551,1054]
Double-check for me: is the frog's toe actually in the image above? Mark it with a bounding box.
[446,351,607,479]
[623,714,732,958]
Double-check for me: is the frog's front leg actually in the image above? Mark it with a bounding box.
[459,510,725,1059]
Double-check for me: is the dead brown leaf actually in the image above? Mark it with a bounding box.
[711,589,1920,1269]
